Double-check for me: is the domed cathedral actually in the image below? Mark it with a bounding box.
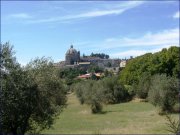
[65,45,80,65]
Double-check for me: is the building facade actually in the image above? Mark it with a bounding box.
[54,45,130,70]
[65,45,80,65]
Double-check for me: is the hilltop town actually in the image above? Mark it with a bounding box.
[54,45,132,74]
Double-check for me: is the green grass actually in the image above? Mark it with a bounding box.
[42,93,179,134]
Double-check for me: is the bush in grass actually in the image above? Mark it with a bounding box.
[75,80,104,113]
[74,81,86,104]
[113,84,130,103]
[124,85,135,100]
[91,100,103,114]
[86,80,104,113]
[75,76,132,113]
[136,72,151,99]
[102,76,131,104]
[148,74,179,113]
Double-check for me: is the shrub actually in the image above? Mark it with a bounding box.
[75,80,104,113]
[124,85,135,99]
[75,76,132,113]
[102,76,131,104]
[113,84,130,103]
[136,72,151,99]
[91,101,103,114]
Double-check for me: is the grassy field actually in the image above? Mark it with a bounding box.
[43,93,179,134]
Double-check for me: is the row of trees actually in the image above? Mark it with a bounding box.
[0,43,67,134]
[83,53,109,59]
[90,53,109,59]
[74,76,131,113]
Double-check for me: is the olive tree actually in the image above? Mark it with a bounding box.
[148,74,179,113]
[0,42,67,134]
[75,80,104,113]
[136,72,151,99]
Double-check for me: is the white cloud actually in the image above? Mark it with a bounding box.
[26,1,144,24]
[8,13,32,19]
[110,45,172,59]
[72,1,144,18]
[103,28,179,49]
[173,11,179,18]
[76,28,179,57]
[111,50,147,58]
[99,28,179,58]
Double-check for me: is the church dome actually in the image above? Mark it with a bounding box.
[66,45,78,55]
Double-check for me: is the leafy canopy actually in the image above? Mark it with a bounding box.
[0,42,67,134]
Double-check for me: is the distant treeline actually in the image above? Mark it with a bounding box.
[83,52,109,59]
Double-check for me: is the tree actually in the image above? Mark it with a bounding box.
[102,76,130,104]
[136,72,151,99]
[119,46,180,86]
[25,57,67,132]
[106,62,112,67]
[90,53,109,59]
[148,74,179,113]
[75,80,104,113]
[0,42,67,134]
[75,76,131,113]
[1,66,38,134]
[88,64,103,73]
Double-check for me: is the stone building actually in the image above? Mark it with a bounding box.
[54,45,129,70]
[65,45,80,65]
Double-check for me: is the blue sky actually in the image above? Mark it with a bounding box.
[1,1,179,65]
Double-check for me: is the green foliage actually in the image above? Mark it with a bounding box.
[88,64,103,73]
[106,62,112,67]
[74,80,104,113]
[90,52,109,59]
[1,68,38,134]
[104,69,113,77]
[74,76,131,113]
[0,43,67,134]
[91,73,98,80]
[136,72,151,99]
[91,101,103,114]
[83,53,109,59]
[124,85,135,98]
[59,68,86,79]
[120,46,180,86]
[101,76,130,104]
[74,81,86,104]
[120,53,153,85]
[58,68,86,90]
[148,74,179,113]
[25,57,67,132]
[0,42,30,134]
